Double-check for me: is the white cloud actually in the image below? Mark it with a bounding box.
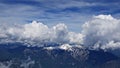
[0,21,83,46]
[22,21,49,39]
[101,41,120,50]
[68,32,84,44]
[1,14,120,51]
[82,14,120,50]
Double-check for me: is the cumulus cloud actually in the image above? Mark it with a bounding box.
[0,14,120,51]
[82,14,120,50]
[0,21,83,46]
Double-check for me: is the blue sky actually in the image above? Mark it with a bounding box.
[0,0,120,32]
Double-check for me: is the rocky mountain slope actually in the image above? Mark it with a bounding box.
[0,43,120,68]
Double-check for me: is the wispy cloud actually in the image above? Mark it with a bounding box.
[0,0,119,32]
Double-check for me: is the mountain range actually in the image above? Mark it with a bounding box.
[0,43,120,68]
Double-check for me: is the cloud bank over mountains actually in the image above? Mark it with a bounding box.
[82,15,120,50]
[0,14,120,51]
[0,20,83,46]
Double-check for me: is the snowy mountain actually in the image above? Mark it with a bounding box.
[0,43,120,68]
